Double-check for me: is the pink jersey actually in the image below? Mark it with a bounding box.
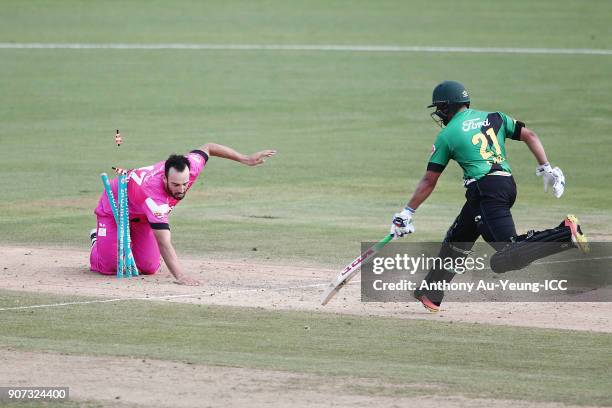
[95,151,208,228]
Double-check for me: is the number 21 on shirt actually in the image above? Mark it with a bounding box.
[472,128,504,163]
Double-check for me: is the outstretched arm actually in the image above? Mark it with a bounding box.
[390,170,442,238]
[407,170,442,211]
[199,143,276,166]
[153,229,200,286]
[520,127,548,165]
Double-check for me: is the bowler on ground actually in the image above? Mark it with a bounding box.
[90,143,276,285]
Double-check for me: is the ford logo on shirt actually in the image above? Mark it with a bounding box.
[462,118,490,132]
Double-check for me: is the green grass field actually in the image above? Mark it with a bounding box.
[1,0,611,265]
[2,290,611,406]
[1,1,611,406]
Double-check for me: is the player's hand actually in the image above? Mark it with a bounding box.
[242,150,277,166]
[536,163,565,198]
[390,207,415,238]
[174,274,200,286]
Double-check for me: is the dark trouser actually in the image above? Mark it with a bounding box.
[415,175,572,305]
[449,175,519,248]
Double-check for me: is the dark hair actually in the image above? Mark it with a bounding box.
[164,154,190,178]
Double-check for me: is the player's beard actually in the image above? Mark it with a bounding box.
[165,181,185,200]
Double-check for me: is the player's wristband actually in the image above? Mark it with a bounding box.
[404,206,415,214]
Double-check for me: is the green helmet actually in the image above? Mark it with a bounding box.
[427,80,470,108]
[427,80,470,126]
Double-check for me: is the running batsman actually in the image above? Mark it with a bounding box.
[390,81,588,312]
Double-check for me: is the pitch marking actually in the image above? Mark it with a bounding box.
[0,43,610,55]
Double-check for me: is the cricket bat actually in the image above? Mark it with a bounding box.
[320,234,394,305]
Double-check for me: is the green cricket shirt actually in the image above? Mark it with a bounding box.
[427,109,524,181]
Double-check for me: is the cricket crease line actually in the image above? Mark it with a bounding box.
[0,282,329,312]
[0,43,611,56]
[1,256,607,312]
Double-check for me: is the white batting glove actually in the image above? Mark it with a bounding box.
[536,163,565,198]
[390,207,415,238]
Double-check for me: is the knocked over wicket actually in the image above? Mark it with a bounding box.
[101,171,139,279]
